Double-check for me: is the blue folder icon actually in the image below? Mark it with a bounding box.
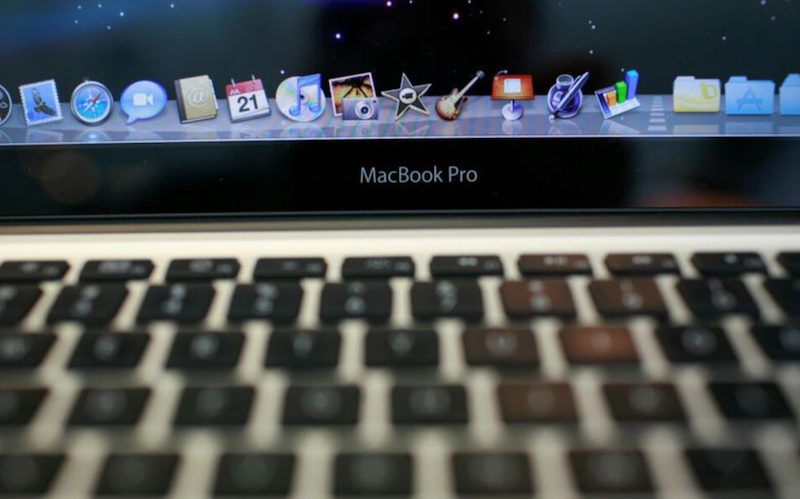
[725,77,775,116]
[780,74,800,116]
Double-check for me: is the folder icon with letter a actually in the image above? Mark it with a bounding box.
[673,77,721,113]
[725,76,775,116]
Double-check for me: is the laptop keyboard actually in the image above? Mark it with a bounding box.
[0,250,799,498]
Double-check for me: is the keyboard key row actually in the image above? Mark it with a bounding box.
[0,448,779,496]
[4,325,800,372]
[3,381,795,429]
[1,251,795,285]
[2,276,798,326]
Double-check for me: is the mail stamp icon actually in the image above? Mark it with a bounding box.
[725,77,775,116]
[673,77,721,113]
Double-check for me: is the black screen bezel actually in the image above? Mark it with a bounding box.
[1,135,800,225]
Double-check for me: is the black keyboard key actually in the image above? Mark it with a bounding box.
[0,334,55,370]
[365,329,439,368]
[604,383,686,422]
[167,332,244,370]
[80,260,154,282]
[656,326,738,364]
[411,280,484,321]
[605,253,680,276]
[68,388,150,427]
[254,258,327,280]
[685,449,771,492]
[174,386,254,426]
[47,285,128,326]
[0,455,64,495]
[518,254,592,277]
[677,279,760,320]
[342,257,415,279]
[166,258,240,281]
[589,279,669,319]
[0,388,47,426]
[570,450,653,494]
[320,281,392,323]
[778,252,800,276]
[392,385,468,425]
[215,454,295,496]
[752,325,800,361]
[498,383,578,424]
[0,261,69,283]
[266,330,340,369]
[692,252,767,276]
[560,326,639,366]
[452,453,533,496]
[69,333,150,370]
[463,327,538,368]
[709,382,795,421]
[430,255,503,278]
[0,286,41,326]
[96,454,179,496]
[500,280,576,319]
[228,283,303,323]
[137,284,215,324]
[765,279,800,318]
[282,386,360,426]
[335,454,413,496]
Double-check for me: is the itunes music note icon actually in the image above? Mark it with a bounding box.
[276,74,327,122]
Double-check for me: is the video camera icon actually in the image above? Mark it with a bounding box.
[121,81,168,124]
[133,93,156,107]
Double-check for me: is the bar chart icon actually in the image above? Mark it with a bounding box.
[596,70,642,119]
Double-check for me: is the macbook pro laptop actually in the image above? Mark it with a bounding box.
[0,1,799,498]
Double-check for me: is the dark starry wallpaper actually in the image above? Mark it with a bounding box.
[0,0,798,99]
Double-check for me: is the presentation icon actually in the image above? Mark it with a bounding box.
[121,81,168,124]
[175,75,219,124]
[226,76,271,123]
[276,74,326,122]
[0,85,12,126]
[492,72,534,121]
[780,74,800,116]
[725,77,775,116]
[19,80,63,127]
[673,77,721,113]
[596,70,641,119]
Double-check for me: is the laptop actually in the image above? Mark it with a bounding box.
[0,1,799,497]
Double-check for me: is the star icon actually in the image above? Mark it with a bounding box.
[381,73,432,120]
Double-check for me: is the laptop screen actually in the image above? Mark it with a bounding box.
[1,0,799,219]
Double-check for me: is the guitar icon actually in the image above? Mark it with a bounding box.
[435,70,486,121]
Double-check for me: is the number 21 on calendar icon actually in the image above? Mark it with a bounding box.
[226,76,271,123]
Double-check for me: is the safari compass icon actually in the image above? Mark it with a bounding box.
[71,80,114,125]
[0,85,12,126]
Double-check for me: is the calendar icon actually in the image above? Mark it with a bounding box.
[226,76,271,123]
